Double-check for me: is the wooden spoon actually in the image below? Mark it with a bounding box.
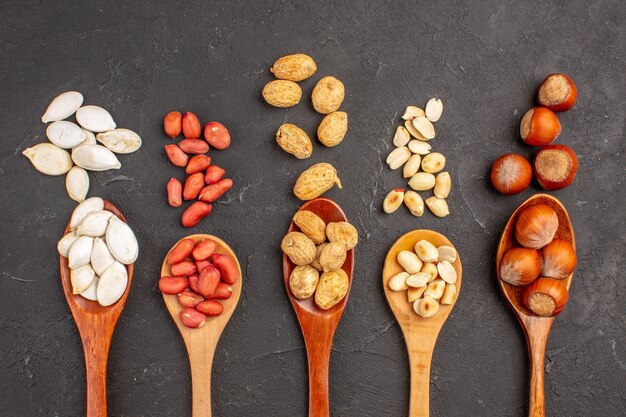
[59,201,134,417]
[282,197,355,417]
[496,193,575,417]
[383,230,462,417]
[161,234,242,417]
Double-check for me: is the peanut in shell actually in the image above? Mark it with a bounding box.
[326,221,358,250]
[311,76,345,114]
[270,53,317,82]
[281,232,316,265]
[289,265,320,299]
[293,162,342,201]
[262,80,302,108]
[315,269,349,310]
[276,124,312,159]
[293,210,326,244]
[319,241,347,272]
[317,111,348,147]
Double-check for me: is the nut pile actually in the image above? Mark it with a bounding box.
[500,204,576,317]
[282,209,358,310]
[24,91,142,202]
[388,239,458,318]
[58,197,138,306]
[162,112,233,227]
[262,53,349,157]
[159,238,239,329]
[383,99,451,218]
[491,73,579,195]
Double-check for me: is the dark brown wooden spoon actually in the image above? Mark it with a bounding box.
[496,193,575,417]
[59,200,134,417]
[282,197,354,417]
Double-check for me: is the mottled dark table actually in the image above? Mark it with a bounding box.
[1,1,624,416]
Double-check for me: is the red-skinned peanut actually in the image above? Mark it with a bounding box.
[212,253,238,284]
[192,239,217,261]
[181,202,212,227]
[203,121,231,149]
[182,112,201,139]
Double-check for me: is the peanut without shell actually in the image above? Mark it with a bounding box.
[388,234,459,319]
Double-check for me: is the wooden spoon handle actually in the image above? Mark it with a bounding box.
[408,350,433,417]
[82,333,111,417]
[527,329,548,417]
[305,333,333,417]
[405,331,437,417]
[186,343,217,417]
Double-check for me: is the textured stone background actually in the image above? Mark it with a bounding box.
[1,1,624,416]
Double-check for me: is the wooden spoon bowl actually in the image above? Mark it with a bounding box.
[59,200,134,417]
[282,197,354,417]
[496,193,575,417]
[161,234,242,417]
[383,229,462,417]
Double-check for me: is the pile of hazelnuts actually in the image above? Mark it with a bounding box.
[491,73,579,195]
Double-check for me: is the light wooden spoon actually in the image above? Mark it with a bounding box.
[161,234,242,417]
[59,200,134,417]
[496,193,575,417]
[283,197,354,417]
[383,229,462,417]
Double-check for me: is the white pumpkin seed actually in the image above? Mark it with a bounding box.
[106,217,138,265]
[68,236,94,269]
[77,210,113,237]
[76,105,116,132]
[71,144,121,171]
[412,117,435,140]
[91,237,116,276]
[79,128,97,145]
[96,128,142,154]
[408,140,432,155]
[57,231,79,257]
[46,121,85,149]
[97,262,128,306]
[66,166,89,202]
[23,143,72,176]
[69,197,104,230]
[71,264,95,294]
[41,91,84,123]
[425,98,443,122]
[80,276,99,301]
[392,126,410,147]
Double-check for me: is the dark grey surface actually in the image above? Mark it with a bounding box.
[1,1,624,416]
